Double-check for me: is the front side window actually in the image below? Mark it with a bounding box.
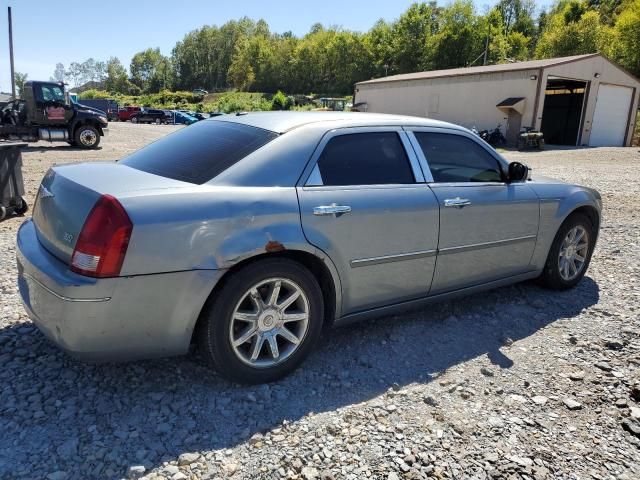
[313,132,415,186]
[415,132,503,183]
[38,85,65,103]
[120,121,278,184]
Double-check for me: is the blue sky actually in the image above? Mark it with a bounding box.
[0,0,554,92]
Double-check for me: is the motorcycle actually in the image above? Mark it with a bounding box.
[478,124,506,147]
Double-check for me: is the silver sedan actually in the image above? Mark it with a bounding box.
[16,112,601,383]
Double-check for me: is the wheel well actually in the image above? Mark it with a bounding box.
[190,250,338,344]
[74,120,102,136]
[568,205,600,237]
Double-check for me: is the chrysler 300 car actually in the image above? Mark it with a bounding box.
[16,112,601,383]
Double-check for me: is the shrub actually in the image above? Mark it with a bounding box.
[271,91,293,111]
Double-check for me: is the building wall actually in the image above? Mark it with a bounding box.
[356,55,640,146]
[355,70,540,132]
[537,56,639,146]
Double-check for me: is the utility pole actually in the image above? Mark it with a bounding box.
[483,25,490,66]
[8,6,16,98]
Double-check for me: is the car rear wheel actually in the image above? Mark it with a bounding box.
[198,258,324,384]
[74,125,100,149]
[539,213,594,290]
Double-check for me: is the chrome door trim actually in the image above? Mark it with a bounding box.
[298,125,426,187]
[438,234,537,256]
[350,249,437,268]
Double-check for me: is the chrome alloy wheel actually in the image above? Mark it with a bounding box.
[79,129,97,147]
[229,278,310,368]
[558,225,589,281]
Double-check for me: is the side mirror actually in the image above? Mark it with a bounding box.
[508,161,529,182]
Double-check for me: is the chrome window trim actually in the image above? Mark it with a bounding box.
[404,127,509,184]
[298,126,425,188]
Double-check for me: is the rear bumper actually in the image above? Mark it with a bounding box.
[16,219,222,361]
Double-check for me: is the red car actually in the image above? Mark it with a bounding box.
[118,106,142,122]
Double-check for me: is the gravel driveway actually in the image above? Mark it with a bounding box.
[1,123,639,480]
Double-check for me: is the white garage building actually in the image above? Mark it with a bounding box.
[354,54,640,147]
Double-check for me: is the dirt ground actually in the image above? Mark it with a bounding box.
[1,122,639,480]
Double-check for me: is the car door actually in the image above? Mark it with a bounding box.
[297,127,440,315]
[33,83,72,125]
[406,128,540,294]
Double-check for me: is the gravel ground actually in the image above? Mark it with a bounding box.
[1,123,639,480]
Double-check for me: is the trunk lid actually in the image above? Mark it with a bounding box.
[32,162,191,264]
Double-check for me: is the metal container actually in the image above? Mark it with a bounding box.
[0,142,28,220]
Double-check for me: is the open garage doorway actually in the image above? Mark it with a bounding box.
[540,77,587,145]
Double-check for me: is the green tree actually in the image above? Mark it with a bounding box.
[391,2,440,73]
[536,2,604,58]
[14,72,27,96]
[130,48,173,93]
[606,0,640,76]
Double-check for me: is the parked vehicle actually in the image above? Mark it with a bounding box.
[75,99,119,121]
[130,108,168,125]
[118,106,142,122]
[0,81,107,148]
[479,124,507,147]
[173,111,198,125]
[518,127,545,150]
[16,112,601,384]
[192,89,208,95]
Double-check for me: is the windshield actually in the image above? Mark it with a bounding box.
[120,120,278,184]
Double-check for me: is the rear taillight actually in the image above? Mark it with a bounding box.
[70,194,133,278]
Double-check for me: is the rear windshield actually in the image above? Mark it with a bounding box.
[120,120,278,184]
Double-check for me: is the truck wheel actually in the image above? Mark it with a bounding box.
[0,206,6,221]
[75,125,100,149]
[155,118,161,125]
[131,117,138,124]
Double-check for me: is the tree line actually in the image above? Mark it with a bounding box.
[48,0,639,96]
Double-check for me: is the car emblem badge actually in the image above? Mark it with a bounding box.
[40,185,55,199]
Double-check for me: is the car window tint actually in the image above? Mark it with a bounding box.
[120,121,278,184]
[315,132,415,186]
[414,132,503,183]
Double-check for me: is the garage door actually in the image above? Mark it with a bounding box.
[589,84,634,146]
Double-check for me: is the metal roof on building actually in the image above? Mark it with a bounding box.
[357,54,600,86]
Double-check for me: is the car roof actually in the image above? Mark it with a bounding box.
[211,111,464,134]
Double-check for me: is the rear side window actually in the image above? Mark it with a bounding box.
[414,132,503,183]
[120,121,278,184]
[314,132,415,186]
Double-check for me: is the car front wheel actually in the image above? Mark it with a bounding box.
[539,213,595,290]
[198,258,324,384]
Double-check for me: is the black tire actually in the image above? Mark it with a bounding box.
[155,118,161,125]
[0,205,6,221]
[131,116,138,124]
[15,197,28,215]
[198,258,324,384]
[538,213,595,290]
[74,125,100,149]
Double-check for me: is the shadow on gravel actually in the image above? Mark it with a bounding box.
[0,277,599,479]
[21,145,103,153]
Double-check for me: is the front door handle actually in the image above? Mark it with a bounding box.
[444,197,471,208]
[313,204,352,216]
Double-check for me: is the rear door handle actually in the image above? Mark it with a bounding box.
[444,197,471,208]
[313,204,352,216]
